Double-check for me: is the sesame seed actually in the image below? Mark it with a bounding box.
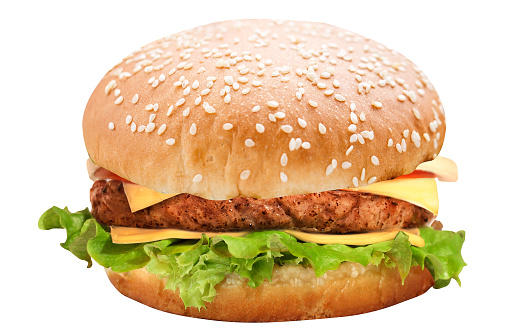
[371,156,380,165]
[145,104,154,111]
[342,161,352,169]
[201,88,210,96]
[194,96,202,106]
[176,98,185,107]
[165,138,175,146]
[224,94,231,103]
[280,172,288,183]
[256,123,265,133]
[361,168,366,181]
[252,105,260,112]
[192,174,202,183]
[274,112,286,119]
[350,103,356,112]
[318,123,327,134]
[401,138,407,151]
[281,153,288,166]
[203,102,216,114]
[189,123,197,135]
[333,80,340,88]
[350,112,358,124]
[289,138,296,151]
[411,131,421,148]
[138,125,146,133]
[182,107,190,117]
[412,108,421,119]
[131,122,136,133]
[295,138,302,150]
[105,80,117,95]
[403,129,410,138]
[114,96,123,105]
[132,94,139,104]
[157,124,167,135]
[348,124,357,132]
[326,164,334,176]
[223,123,233,130]
[357,134,365,144]
[298,118,307,128]
[145,123,156,133]
[242,88,251,95]
[268,114,277,122]
[309,100,318,108]
[281,125,293,133]
[388,138,394,147]
[240,170,251,180]
[360,111,366,122]
[149,114,156,123]
[332,159,338,169]
[368,177,377,184]
[346,145,354,155]
[301,142,311,149]
[108,122,115,130]
[372,101,383,108]
[267,101,279,108]
[245,139,255,147]
[334,94,345,102]
[224,76,235,85]
[352,177,359,187]
[423,133,431,141]
[125,115,132,125]
[252,80,263,87]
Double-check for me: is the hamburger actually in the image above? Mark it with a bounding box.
[38,19,466,322]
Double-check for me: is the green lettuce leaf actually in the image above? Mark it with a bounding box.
[39,207,466,308]
[412,227,466,288]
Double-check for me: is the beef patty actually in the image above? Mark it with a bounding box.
[90,180,433,234]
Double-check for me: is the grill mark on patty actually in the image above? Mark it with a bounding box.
[90,180,433,234]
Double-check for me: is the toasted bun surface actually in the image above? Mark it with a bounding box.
[84,20,445,200]
[106,262,433,322]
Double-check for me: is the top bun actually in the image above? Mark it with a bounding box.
[83,19,445,200]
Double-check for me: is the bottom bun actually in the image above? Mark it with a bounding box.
[106,262,434,322]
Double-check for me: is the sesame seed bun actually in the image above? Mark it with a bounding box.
[83,19,445,200]
[105,262,434,322]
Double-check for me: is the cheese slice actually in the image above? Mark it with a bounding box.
[350,177,439,215]
[123,157,456,213]
[123,182,178,213]
[111,226,424,247]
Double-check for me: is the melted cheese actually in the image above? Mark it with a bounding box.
[123,182,178,213]
[350,177,439,214]
[111,226,424,247]
[122,156,456,213]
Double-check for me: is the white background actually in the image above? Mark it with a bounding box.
[2,0,514,332]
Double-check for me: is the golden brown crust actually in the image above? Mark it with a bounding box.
[83,19,445,200]
[105,263,434,322]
